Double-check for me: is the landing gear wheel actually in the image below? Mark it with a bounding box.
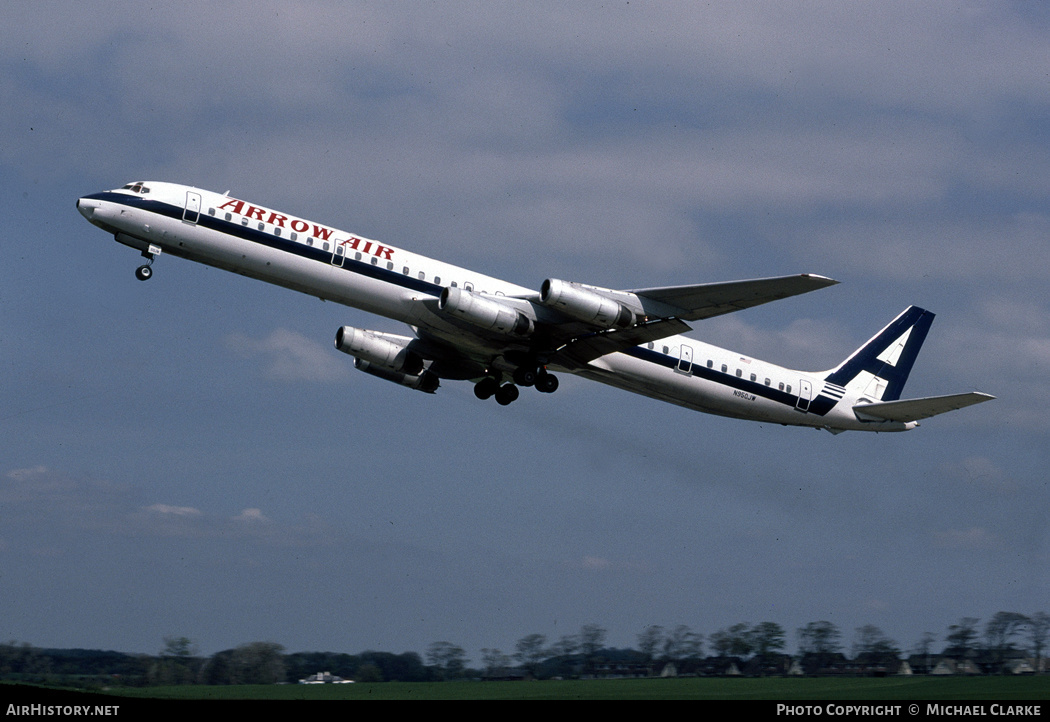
[474,377,499,400]
[495,383,520,406]
[512,366,537,387]
[536,372,559,394]
[135,265,153,281]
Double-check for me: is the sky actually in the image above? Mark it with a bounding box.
[2,1,1047,662]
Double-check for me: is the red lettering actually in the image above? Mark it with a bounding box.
[266,212,288,227]
[312,225,333,241]
[342,237,393,259]
[245,205,265,221]
[290,219,309,233]
[218,198,244,214]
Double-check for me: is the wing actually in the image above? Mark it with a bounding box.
[631,274,839,321]
[852,392,995,422]
[545,274,838,361]
[414,273,839,374]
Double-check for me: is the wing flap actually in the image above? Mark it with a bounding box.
[852,392,995,422]
[556,318,692,366]
[633,274,838,321]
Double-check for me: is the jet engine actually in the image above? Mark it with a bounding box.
[334,326,424,375]
[539,278,637,328]
[354,359,440,393]
[438,287,534,336]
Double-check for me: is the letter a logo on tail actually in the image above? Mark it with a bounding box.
[825,306,935,402]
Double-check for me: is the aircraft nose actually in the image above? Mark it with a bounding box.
[77,196,97,220]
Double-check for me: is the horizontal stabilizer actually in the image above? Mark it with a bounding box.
[633,274,838,322]
[853,392,995,422]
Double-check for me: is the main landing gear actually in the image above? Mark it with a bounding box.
[473,367,559,406]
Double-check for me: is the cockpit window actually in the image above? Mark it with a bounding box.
[121,183,150,194]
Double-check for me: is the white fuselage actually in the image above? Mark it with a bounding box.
[77,181,911,432]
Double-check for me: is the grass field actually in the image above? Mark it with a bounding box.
[96,676,1050,701]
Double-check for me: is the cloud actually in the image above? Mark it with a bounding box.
[225,328,350,383]
[688,314,855,372]
[932,527,1004,551]
[564,555,650,573]
[143,504,203,518]
[1,466,124,518]
[233,508,269,524]
[577,556,611,570]
[808,212,1050,284]
[939,456,1015,494]
[6,466,50,481]
[2,466,314,548]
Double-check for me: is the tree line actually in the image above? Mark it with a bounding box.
[1,611,1045,687]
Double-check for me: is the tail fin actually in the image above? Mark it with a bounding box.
[824,306,935,402]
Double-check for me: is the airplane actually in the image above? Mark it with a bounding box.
[77,181,993,433]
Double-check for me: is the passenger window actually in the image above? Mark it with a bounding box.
[750,373,756,382]
[355,252,362,261]
[403,266,410,275]
[274,227,281,236]
[386,261,394,270]
[258,222,265,230]
[786,385,792,394]
[662,346,669,354]
[435,277,441,284]
[707,360,713,368]
[721,364,728,373]
[241,218,249,226]
[418,271,425,280]
[225,213,232,221]
[451,281,458,287]
[307,237,314,246]
[208,208,215,216]
[323,242,330,251]
[290,232,297,241]
[764,378,771,386]
[371,257,378,266]
[779,382,785,391]
[736,369,742,377]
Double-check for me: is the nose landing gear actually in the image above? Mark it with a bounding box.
[134,244,162,281]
